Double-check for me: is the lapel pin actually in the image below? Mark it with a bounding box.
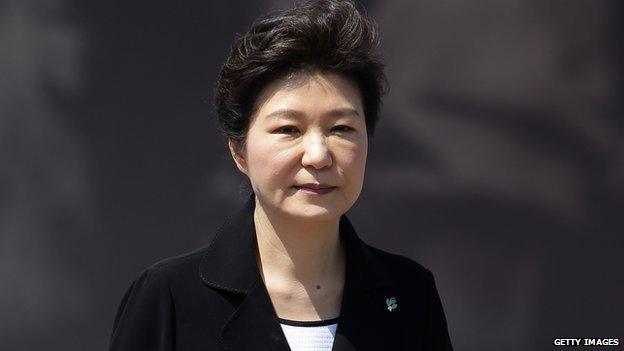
[385,297,398,312]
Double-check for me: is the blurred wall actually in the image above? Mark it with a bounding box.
[1,0,622,350]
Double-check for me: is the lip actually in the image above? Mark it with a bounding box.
[293,183,336,195]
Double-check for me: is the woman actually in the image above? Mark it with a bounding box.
[109,1,453,350]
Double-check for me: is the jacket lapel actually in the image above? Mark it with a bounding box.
[199,194,290,351]
[199,194,403,351]
[331,215,404,351]
[220,278,292,351]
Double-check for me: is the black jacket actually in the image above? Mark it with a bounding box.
[109,194,453,350]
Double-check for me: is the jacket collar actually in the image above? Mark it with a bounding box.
[199,193,394,295]
[199,194,402,351]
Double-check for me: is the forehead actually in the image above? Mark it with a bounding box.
[252,72,364,119]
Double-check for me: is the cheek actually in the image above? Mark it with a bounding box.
[246,141,295,181]
[337,143,368,181]
[349,152,368,182]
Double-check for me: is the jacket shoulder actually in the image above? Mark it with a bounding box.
[140,244,210,280]
[109,246,212,350]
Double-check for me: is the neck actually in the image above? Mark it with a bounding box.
[253,198,345,292]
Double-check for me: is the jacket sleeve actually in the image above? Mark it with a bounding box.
[424,269,453,351]
[109,267,175,351]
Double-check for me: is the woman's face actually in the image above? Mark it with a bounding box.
[230,72,368,222]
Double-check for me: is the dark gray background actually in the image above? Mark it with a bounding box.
[2,0,622,350]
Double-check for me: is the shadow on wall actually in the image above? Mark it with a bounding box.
[0,0,96,349]
[358,1,623,350]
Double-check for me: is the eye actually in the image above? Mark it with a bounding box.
[332,125,354,133]
[273,126,300,135]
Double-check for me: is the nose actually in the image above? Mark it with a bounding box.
[301,131,332,169]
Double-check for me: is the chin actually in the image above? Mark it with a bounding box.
[283,201,343,222]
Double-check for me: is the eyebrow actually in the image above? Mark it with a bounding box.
[264,107,361,120]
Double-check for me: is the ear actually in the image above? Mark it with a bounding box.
[228,139,248,175]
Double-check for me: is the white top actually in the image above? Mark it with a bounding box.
[278,317,340,351]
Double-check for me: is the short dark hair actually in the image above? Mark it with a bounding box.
[213,0,387,154]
